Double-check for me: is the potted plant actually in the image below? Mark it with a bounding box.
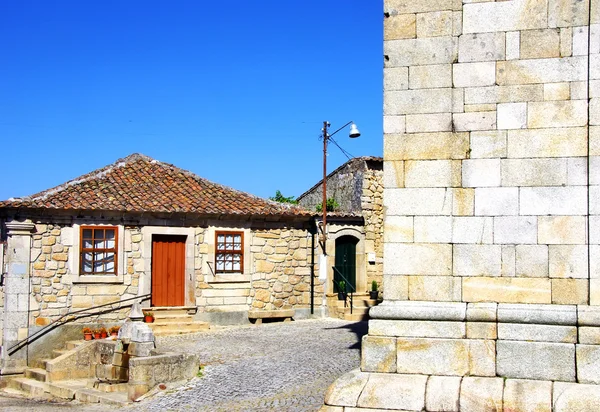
[337,281,346,301]
[143,311,154,323]
[109,326,120,337]
[82,327,93,341]
[93,328,102,340]
[369,280,379,300]
[99,326,108,339]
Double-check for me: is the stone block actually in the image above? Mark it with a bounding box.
[497,102,526,130]
[567,157,587,186]
[385,89,453,115]
[384,131,469,160]
[385,0,452,14]
[382,274,408,300]
[458,32,505,63]
[452,188,475,216]
[493,216,537,244]
[506,31,520,60]
[528,100,588,128]
[544,82,571,101]
[383,115,405,134]
[384,243,452,275]
[128,342,155,357]
[498,323,577,343]
[576,345,600,384]
[396,338,495,376]
[497,57,587,85]
[508,127,587,158]
[548,0,591,28]
[405,113,452,133]
[521,187,587,216]
[459,377,503,412]
[416,11,452,37]
[549,245,588,278]
[369,319,465,339]
[385,188,452,215]
[501,158,568,187]
[462,159,500,187]
[408,275,462,301]
[470,131,507,159]
[502,245,516,277]
[404,160,460,187]
[538,216,587,244]
[408,64,452,89]
[503,379,552,412]
[383,216,413,243]
[463,277,551,304]
[383,159,404,188]
[552,279,589,305]
[414,216,452,243]
[384,13,416,40]
[452,216,493,244]
[463,0,548,33]
[553,382,600,412]
[356,373,427,411]
[466,322,497,339]
[384,37,457,67]
[521,28,560,59]
[515,245,548,278]
[465,85,543,105]
[474,187,519,216]
[384,67,409,91]
[498,303,577,325]
[361,336,396,373]
[466,302,497,321]
[580,327,600,344]
[454,245,501,277]
[454,62,496,89]
[497,340,575,381]
[369,300,467,322]
[426,375,461,412]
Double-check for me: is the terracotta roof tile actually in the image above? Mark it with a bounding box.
[0,153,314,217]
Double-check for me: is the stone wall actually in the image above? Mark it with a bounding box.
[362,167,384,290]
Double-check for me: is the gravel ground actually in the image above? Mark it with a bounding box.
[0,318,365,412]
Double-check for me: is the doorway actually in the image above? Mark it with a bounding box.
[151,235,186,306]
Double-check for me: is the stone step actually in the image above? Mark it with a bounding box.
[149,315,194,324]
[149,307,195,316]
[65,340,86,350]
[75,388,129,405]
[149,321,209,335]
[91,381,129,393]
[52,348,71,358]
[48,379,91,400]
[1,386,29,397]
[25,367,47,382]
[8,377,49,398]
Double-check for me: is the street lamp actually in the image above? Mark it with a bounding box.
[319,120,360,251]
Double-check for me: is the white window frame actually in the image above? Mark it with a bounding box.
[71,223,124,284]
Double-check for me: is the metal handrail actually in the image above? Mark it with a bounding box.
[332,266,354,314]
[7,293,151,355]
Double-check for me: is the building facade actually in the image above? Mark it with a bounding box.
[323,0,600,410]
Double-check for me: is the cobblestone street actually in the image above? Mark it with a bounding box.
[126,318,365,412]
[0,318,365,412]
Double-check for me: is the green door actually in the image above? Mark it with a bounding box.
[334,236,357,293]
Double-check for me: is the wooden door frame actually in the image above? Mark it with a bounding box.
[325,225,366,294]
[141,226,195,307]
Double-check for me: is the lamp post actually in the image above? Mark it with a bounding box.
[320,120,360,252]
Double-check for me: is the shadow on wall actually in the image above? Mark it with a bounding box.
[326,321,369,350]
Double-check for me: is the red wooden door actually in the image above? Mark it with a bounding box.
[152,235,186,307]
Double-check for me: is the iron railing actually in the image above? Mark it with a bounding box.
[7,293,151,355]
[333,266,355,314]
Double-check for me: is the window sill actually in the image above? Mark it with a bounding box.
[209,274,251,283]
[72,274,124,284]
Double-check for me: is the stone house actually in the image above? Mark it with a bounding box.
[322,0,600,411]
[0,153,365,374]
[297,156,384,295]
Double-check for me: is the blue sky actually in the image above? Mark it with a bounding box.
[0,1,383,201]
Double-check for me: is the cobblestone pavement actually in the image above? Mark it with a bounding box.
[125,318,366,412]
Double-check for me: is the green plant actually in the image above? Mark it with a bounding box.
[196,365,205,378]
[371,280,378,292]
[143,311,154,317]
[82,327,92,334]
[338,280,346,292]
[315,197,339,212]
[109,326,120,334]
[269,190,298,204]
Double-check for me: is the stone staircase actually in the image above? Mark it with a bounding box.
[328,293,379,321]
[1,340,129,405]
[147,308,210,336]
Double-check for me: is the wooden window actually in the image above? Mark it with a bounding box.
[215,231,243,273]
[80,226,118,275]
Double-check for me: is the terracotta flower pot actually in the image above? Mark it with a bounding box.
[110,332,118,337]
[94,333,101,339]
[84,333,93,341]
[101,332,108,339]
[145,316,154,323]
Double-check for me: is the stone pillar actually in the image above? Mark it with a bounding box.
[1,220,34,374]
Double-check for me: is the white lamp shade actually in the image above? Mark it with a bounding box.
[349,123,360,138]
